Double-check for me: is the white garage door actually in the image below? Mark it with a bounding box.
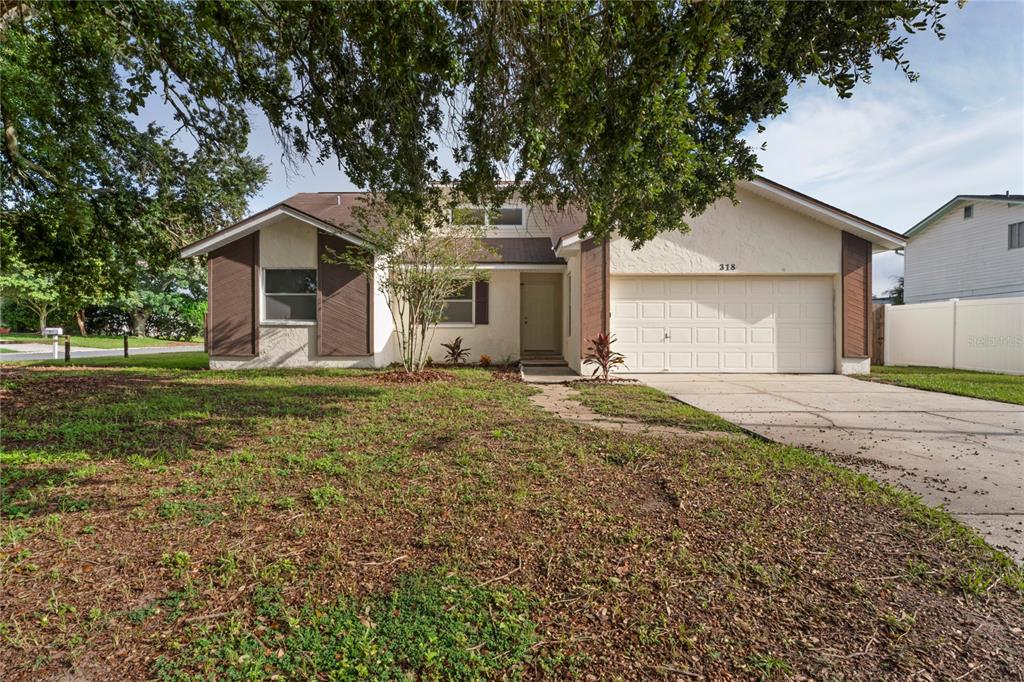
[610,276,834,373]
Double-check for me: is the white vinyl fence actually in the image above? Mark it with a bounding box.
[884,296,1024,374]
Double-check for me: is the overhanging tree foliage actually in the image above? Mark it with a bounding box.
[1,1,267,294]
[3,0,950,265]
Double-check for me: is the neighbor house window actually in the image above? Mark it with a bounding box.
[441,282,474,324]
[1010,222,1024,250]
[264,269,316,321]
[452,206,524,227]
[963,205,973,219]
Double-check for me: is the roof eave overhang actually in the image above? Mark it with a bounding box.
[180,205,364,258]
[745,178,905,251]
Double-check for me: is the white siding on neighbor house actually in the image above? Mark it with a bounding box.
[904,200,1024,304]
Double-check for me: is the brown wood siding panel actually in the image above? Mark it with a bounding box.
[318,233,372,356]
[580,238,609,346]
[208,234,258,357]
[475,280,489,325]
[842,231,872,358]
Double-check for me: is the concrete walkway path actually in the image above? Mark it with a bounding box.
[630,373,1024,561]
[0,344,203,362]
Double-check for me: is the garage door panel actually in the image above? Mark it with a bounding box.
[723,302,746,320]
[696,327,720,344]
[696,302,720,319]
[616,327,638,344]
[613,301,638,319]
[641,327,664,344]
[641,302,665,319]
[669,327,692,344]
[611,275,834,374]
[724,327,746,344]
[668,302,692,319]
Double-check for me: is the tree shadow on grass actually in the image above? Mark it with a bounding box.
[2,373,386,518]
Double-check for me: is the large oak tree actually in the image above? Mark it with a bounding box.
[2,0,951,288]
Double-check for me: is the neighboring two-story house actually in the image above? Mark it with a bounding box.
[181,177,906,374]
[903,194,1024,304]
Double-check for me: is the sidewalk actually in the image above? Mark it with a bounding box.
[0,344,203,362]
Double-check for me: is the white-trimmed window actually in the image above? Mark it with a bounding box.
[440,282,474,324]
[452,206,524,228]
[264,269,317,322]
[1010,222,1024,250]
[963,205,974,219]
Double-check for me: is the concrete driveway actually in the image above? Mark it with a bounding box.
[630,373,1024,561]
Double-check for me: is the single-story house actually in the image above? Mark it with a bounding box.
[902,193,1024,304]
[181,177,905,374]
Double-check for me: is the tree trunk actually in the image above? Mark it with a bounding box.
[75,309,87,336]
[131,310,147,337]
[37,308,47,335]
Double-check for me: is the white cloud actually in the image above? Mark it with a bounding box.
[744,1,1023,295]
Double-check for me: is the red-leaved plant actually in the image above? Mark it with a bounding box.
[583,333,627,381]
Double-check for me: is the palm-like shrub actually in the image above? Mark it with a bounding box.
[583,333,627,381]
[441,336,471,364]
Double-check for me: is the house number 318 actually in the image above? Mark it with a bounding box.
[719,263,736,271]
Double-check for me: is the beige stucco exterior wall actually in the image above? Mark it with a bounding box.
[423,269,522,364]
[610,188,842,276]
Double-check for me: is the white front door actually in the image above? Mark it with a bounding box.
[521,281,559,352]
[610,275,835,373]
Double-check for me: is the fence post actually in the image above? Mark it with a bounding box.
[883,304,892,367]
[64,336,71,363]
[950,298,959,369]
[123,334,129,358]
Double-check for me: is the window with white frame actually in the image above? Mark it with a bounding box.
[452,206,523,228]
[963,205,974,219]
[1010,222,1024,250]
[440,282,474,324]
[264,269,317,321]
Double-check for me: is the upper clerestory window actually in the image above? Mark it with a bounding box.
[452,206,523,227]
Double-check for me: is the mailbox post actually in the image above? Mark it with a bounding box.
[43,327,63,359]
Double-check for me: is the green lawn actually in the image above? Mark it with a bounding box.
[859,365,1024,405]
[0,347,16,353]
[0,332,198,348]
[570,381,741,432]
[2,358,1021,680]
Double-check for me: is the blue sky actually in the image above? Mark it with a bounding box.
[174,1,1024,295]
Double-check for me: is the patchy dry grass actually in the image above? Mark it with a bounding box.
[859,365,1024,405]
[569,381,741,432]
[1,361,1022,681]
